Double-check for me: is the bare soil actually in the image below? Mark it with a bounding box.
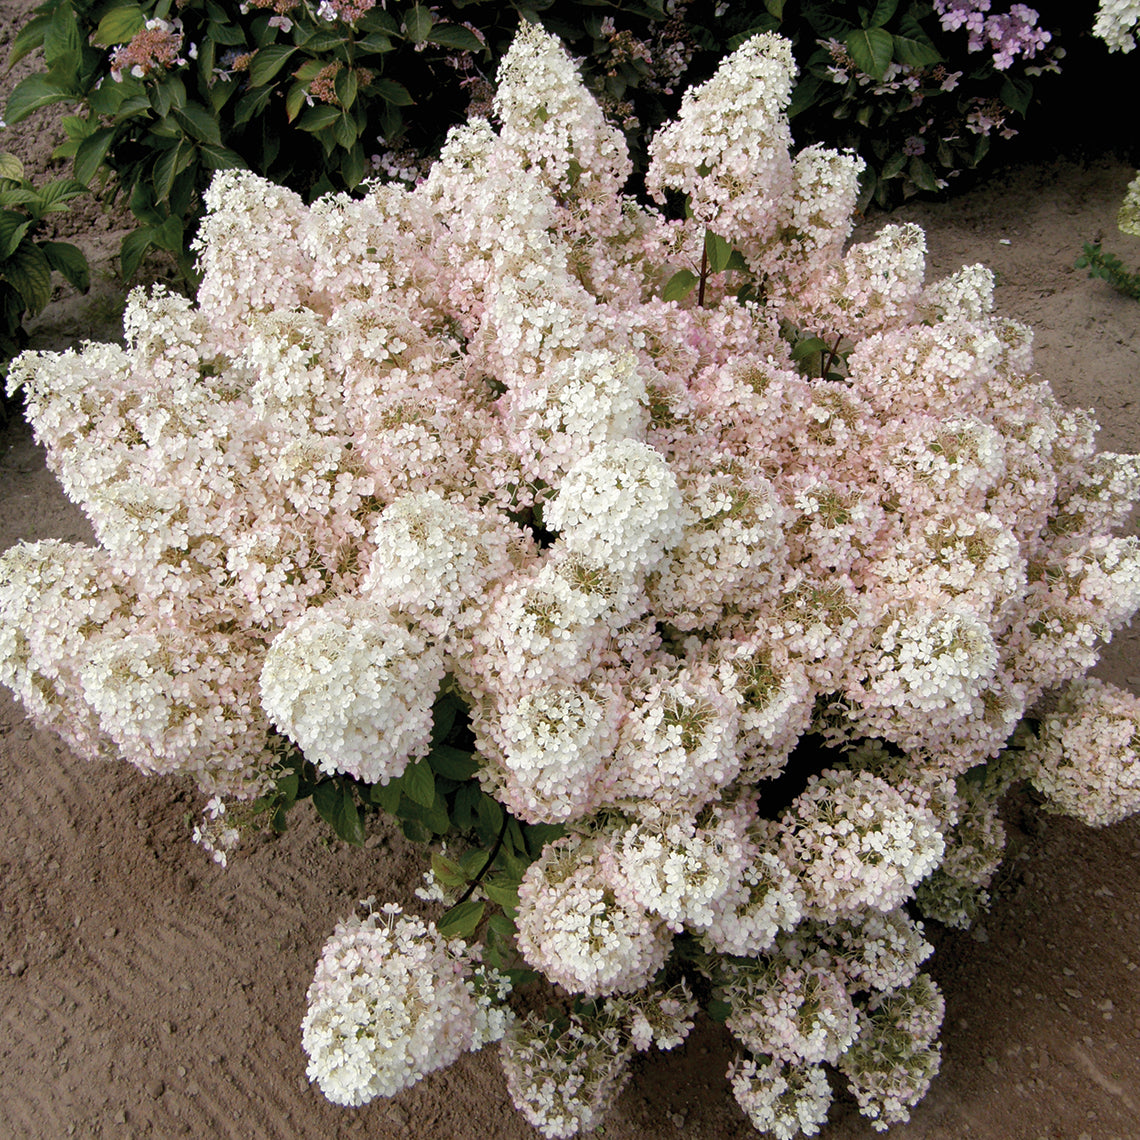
[1,6,1138,1138]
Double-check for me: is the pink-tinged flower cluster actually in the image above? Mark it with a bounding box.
[1019,678,1140,826]
[933,1,1052,69]
[5,22,1140,1138]
[109,18,191,83]
[301,901,511,1106]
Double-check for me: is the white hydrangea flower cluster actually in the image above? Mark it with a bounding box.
[301,901,512,1106]
[1119,171,1140,236]
[1019,677,1140,826]
[4,19,1140,1139]
[1093,0,1140,52]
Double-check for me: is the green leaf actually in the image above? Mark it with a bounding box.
[892,16,941,67]
[197,143,247,171]
[333,111,358,149]
[120,225,155,279]
[404,4,433,43]
[452,782,481,830]
[482,879,520,916]
[369,780,401,813]
[662,268,697,302]
[172,103,223,146]
[1000,75,1033,118]
[764,0,785,18]
[704,229,733,273]
[401,758,436,807]
[437,899,485,939]
[791,335,828,362]
[44,4,81,71]
[475,793,503,846]
[431,851,469,889]
[846,26,893,81]
[297,104,341,133]
[334,66,359,112]
[0,213,33,262]
[401,817,430,843]
[868,0,899,26]
[1,241,53,315]
[92,5,145,47]
[0,154,24,182]
[312,779,364,846]
[373,78,412,106]
[5,75,72,124]
[249,44,298,87]
[431,690,461,744]
[425,25,484,52]
[399,789,450,834]
[881,151,907,180]
[73,128,116,186]
[285,80,308,123]
[908,155,940,193]
[428,745,479,781]
[7,14,52,69]
[40,242,89,292]
[356,32,393,53]
[707,998,732,1023]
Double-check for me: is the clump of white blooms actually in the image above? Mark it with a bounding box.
[301,901,512,1106]
[1118,171,1140,237]
[1019,678,1140,826]
[4,17,1140,1139]
[1093,0,1140,52]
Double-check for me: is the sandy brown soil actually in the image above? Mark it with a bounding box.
[2,6,1139,1138]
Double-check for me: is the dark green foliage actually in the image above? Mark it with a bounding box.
[0,151,88,389]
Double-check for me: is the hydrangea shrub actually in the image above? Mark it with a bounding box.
[4,21,1140,1139]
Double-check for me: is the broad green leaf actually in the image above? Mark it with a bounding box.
[1,241,53,314]
[881,151,907,180]
[7,14,51,68]
[791,336,828,362]
[486,912,516,942]
[312,779,364,846]
[428,745,479,781]
[5,75,72,124]
[707,998,732,1023]
[285,80,307,123]
[172,103,223,145]
[73,128,116,186]
[276,770,300,808]
[475,793,504,846]
[662,268,697,302]
[401,817,429,843]
[868,0,899,27]
[482,880,519,916]
[846,26,893,81]
[1000,75,1033,117]
[44,4,81,71]
[764,0,785,18]
[452,782,481,829]
[0,212,33,261]
[0,154,24,182]
[333,111,358,149]
[404,4,433,43]
[431,851,469,889]
[335,66,359,112]
[401,758,436,807]
[431,690,460,745]
[249,45,297,87]
[151,214,184,255]
[520,822,564,856]
[908,155,940,193]
[92,5,145,47]
[0,189,41,210]
[42,241,90,292]
[61,115,96,141]
[704,229,733,273]
[120,225,156,279]
[369,780,401,813]
[153,141,189,202]
[399,788,449,835]
[426,25,484,52]
[437,899,484,939]
[373,78,413,106]
[37,179,85,211]
[197,143,247,171]
[893,16,941,67]
[297,104,341,133]
[356,33,393,53]
[293,58,327,82]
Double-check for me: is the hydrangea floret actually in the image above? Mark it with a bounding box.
[3,19,1140,1140]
